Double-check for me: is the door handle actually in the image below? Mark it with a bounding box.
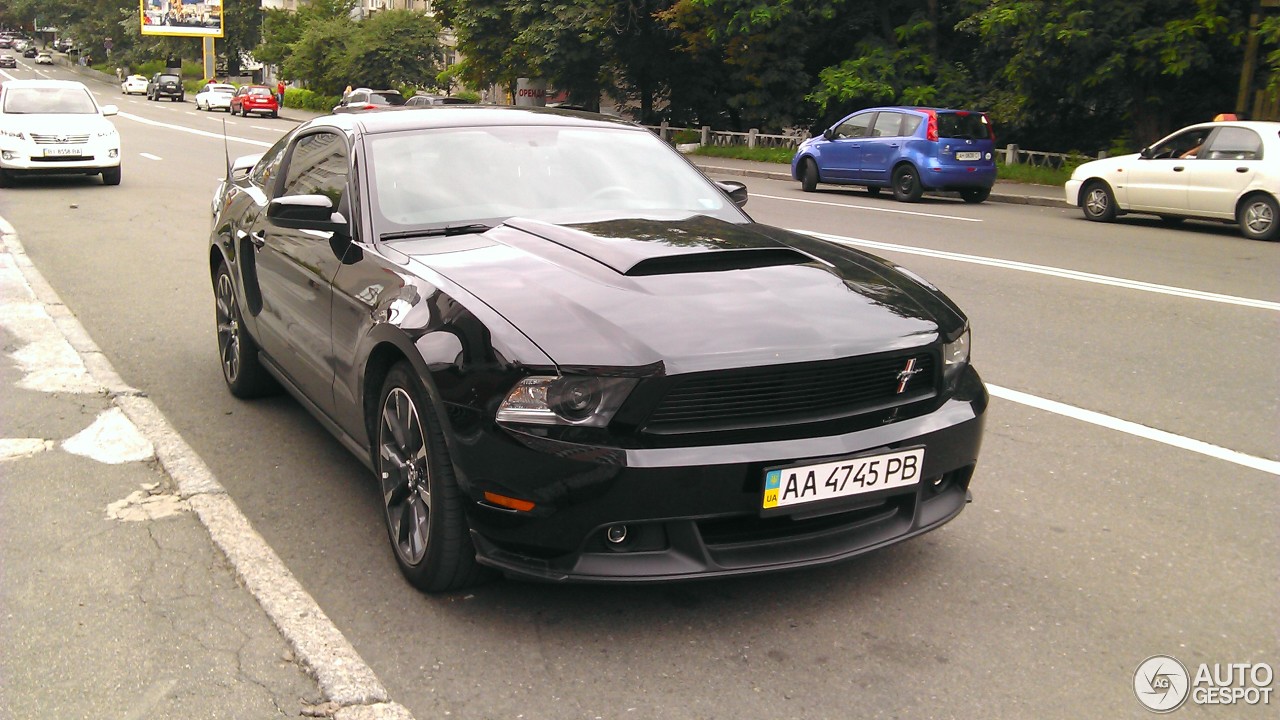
[1173,166,1185,172]
[1237,167,1249,173]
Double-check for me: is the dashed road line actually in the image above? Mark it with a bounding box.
[756,193,983,222]
[139,152,162,161]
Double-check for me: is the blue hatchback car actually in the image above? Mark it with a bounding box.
[792,107,997,203]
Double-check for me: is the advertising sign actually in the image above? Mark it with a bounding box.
[140,0,224,38]
[515,78,547,107]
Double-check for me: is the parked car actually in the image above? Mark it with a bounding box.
[1066,118,1280,241]
[404,95,470,107]
[34,51,52,65]
[0,55,15,69]
[23,47,38,58]
[229,85,278,118]
[209,107,986,593]
[0,79,121,186]
[792,106,998,203]
[147,72,184,102]
[333,88,405,113]
[195,82,236,112]
[120,74,149,95]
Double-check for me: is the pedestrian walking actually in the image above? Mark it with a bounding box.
[277,80,286,108]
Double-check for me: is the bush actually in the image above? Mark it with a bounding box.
[284,87,341,113]
[454,90,481,104]
[672,129,701,144]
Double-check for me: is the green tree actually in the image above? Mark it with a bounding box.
[281,16,357,94]
[220,0,263,77]
[342,9,444,90]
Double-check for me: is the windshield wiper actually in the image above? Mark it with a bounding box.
[379,223,493,241]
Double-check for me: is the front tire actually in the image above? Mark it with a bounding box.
[1238,194,1280,241]
[214,264,277,398]
[892,165,923,202]
[0,169,13,188]
[101,166,121,186]
[800,159,818,192]
[1081,180,1117,222]
[376,362,486,593]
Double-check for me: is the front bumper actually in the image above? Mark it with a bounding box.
[1064,179,1083,206]
[0,141,120,173]
[454,366,987,583]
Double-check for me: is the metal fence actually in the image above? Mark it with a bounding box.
[642,122,1106,165]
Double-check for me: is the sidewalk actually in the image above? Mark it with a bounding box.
[685,155,1067,208]
[0,225,410,719]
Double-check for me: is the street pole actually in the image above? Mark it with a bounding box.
[203,36,215,81]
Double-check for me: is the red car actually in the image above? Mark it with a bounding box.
[229,85,279,118]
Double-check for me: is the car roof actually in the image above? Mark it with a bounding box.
[2,79,90,90]
[309,105,640,135]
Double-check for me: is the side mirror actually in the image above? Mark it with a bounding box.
[823,128,836,141]
[1139,146,1153,159]
[229,152,262,181]
[268,194,348,233]
[716,180,748,208]
[100,104,118,117]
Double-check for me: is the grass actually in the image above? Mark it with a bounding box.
[689,144,1076,186]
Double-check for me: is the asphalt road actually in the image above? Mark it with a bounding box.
[3,61,1277,719]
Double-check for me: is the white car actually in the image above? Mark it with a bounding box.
[120,74,149,95]
[34,51,52,65]
[1066,119,1280,241]
[195,82,236,112]
[0,79,122,186]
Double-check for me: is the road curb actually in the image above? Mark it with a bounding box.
[690,161,1069,209]
[0,215,414,719]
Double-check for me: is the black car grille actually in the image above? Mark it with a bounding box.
[642,350,936,433]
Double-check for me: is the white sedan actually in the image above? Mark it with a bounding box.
[34,51,52,65]
[0,79,121,186]
[1066,118,1280,241]
[195,82,236,112]
[120,74,149,95]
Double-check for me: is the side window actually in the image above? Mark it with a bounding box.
[251,133,291,192]
[872,112,903,138]
[281,132,349,209]
[834,113,874,140]
[902,114,923,136]
[1203,127,1263,160]
[1150,129,1211,159]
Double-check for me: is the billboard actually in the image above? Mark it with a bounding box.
[140,0,224,38]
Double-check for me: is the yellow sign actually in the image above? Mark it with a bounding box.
[140,0,224,38]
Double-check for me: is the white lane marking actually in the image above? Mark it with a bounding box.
[63,407,155,464]
[0,438,54,461]
[139,152,162,161]
[803,230,1280,311]
[116,111,270,147]
[185,111,198,116]
[0,256,101,394]
[989,384,1280,476]
[755,193,983,222]
[251,125,274,131]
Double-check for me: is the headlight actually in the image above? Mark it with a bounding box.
[0,128,24,140]
[496,375,638,427]
[942,328,970,384]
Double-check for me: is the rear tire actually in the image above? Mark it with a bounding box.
[959,187,990,204]
[375,362,488,593]
[1238,193,1280,241]
[891,165,923,202]
[866,186,881,197]
[101,166,121,186]
[1081,180,1117,222]
[800,159,818,192]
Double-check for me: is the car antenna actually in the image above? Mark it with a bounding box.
[221,116,231,180]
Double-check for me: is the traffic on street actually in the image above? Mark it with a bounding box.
[2,57,1276,720]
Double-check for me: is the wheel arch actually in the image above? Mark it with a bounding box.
[1235,189,1278,218]
[1078,177,1113,207]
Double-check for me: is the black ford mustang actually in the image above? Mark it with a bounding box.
[209,107,987,592]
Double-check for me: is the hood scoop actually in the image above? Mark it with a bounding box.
[504,215,815,277]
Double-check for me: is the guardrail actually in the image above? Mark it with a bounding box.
[642,122,1107,165]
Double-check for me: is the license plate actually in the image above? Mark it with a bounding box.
[955,151,981,161]
[763,447,924,510]
[44,147,82,157]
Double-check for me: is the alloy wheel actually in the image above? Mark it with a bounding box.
[214,273,241,383]
[1244,200,1274,235]
[379,388,432,565]
[1085,188,1110,217]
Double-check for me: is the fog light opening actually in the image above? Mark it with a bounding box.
[606,524,629,545]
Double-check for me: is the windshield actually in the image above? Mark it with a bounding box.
[367,125,745,232]
[3,87,98,114]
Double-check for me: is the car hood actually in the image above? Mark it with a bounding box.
[401,214,964,374]
[2,114,114,134]
[1073,153,1140,177]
